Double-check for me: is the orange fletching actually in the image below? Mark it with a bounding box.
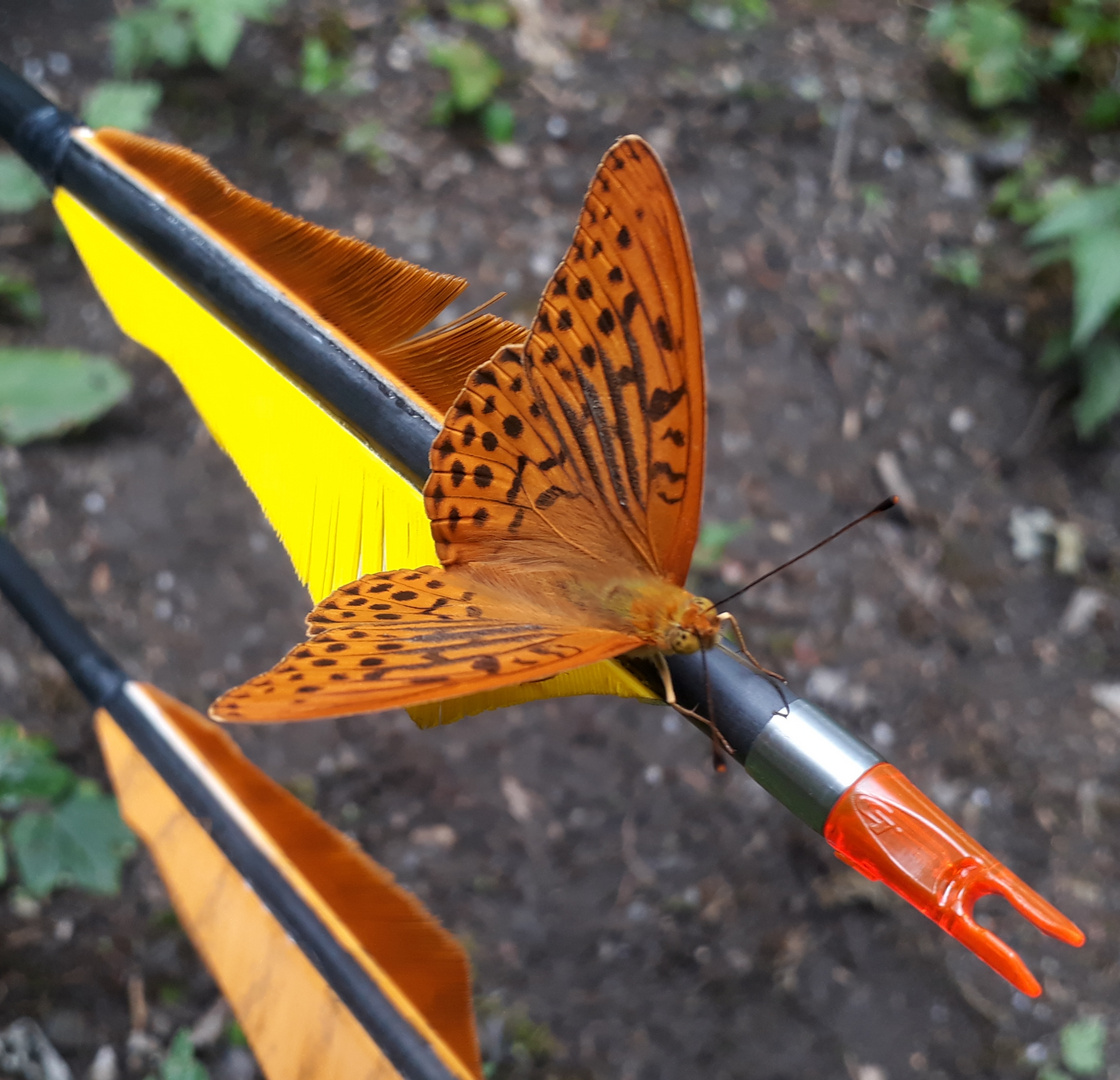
[99,683,481,1079]
[88,128,527,416]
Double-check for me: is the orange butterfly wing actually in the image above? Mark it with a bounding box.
[211,568,642,721]
[426,135,705,586]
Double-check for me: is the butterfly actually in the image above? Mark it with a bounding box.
[211,135,742,727]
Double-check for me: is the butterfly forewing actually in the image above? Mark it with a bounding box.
[426,135,705,586]
[211,568,642,721]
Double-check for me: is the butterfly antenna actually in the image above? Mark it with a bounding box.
[714,497,898,607]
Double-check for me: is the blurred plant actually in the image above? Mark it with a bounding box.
[692,519,751,572]
[990,154,1083,224]
[300,35,351,94]
[0,721,136,898]
[1029,179,1120,435]
[341,120,393,172]
[1037,1014,1107,1079]
[931,247,983,288]
[111,0,287,76]
[0,348,132,517]
[0,154,48,214]
[691,0,770,32]
[476,994,558,1076]
[448,1,511,30]
[0,271,42,325]
[927,0,1120,116]
[428,39,514,142]
[0,348,131,445]
[148,1029,210,1080]
[83,79,163,132]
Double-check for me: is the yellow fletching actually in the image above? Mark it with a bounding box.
[55,188,434,600]
[408,660,659,727]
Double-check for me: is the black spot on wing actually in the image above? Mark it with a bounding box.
[648,384,687,421]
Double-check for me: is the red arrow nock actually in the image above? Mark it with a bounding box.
[823,763,1084,996]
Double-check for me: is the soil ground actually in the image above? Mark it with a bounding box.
[0,2,1118,1078]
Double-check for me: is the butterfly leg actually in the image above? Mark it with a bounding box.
[717,612,786,683]
[651,652,735,766]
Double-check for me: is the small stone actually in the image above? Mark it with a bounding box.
[940,150,978,199]
[408,823,457,850]
[1060,587,1107,636]
[1053,521,1085,575]
[975,132,1030,177]
[873,253,895,278]
[1009,506,1055,561]
[882,146,904,171]
[500,775,534,823]
[10,891,40,918]
[948,406,975,434]
[545,114,569,139]
[88,1044,119,1080]
[82,492,106,514]
[491,143,528,170]
[871,721,895,749]
[1090,682,1120,719]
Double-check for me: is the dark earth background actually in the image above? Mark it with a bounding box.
[1,1,1119,1078]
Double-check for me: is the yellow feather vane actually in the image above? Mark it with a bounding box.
[58,128,657,724]
[98,682,482,1080]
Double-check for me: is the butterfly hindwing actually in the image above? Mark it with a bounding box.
[426,135,705,585]
[210,568,642,721]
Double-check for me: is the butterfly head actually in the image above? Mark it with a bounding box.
[665,595,720,655]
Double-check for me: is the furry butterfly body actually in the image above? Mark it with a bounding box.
[213,135,719,723]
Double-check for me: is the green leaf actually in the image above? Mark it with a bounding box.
[10,786,135,897]
[692,519,751,571]
[161,1029,209,1080]
[0,479,7,530]
[0,272,42,324]
[0,348,131,445]
[931,248,982,289]
[190,0,246,69]
[1073,338,1120,437]
[1039,332,1072,371]
[1038,1066,1072,1080]
[448,1,511,29]
[1029,184,1120,246]
[0,720,74,807]
[341,121,391,170]
[481,99,515,143]
[1060,1014,1107,1076]
[1070,227,1120,346]
[83,80,163,133]
[0,832,7,886]
[1085,89,1120,129]
[110,10,192,75]
[428,40,503,113]
[0,154,48,214]
[927,0,1042,108]
[301,36,350,94]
